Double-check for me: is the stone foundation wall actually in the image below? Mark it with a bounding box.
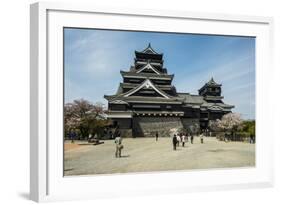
[132,117,184,137]
[114,117,201,138]
[181,118,200,134]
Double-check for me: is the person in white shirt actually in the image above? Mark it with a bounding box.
[176,133,181,147]
[200,132,204,144]
[182,133,186,147]
[114,134,123,158]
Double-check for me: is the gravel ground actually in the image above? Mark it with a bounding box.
[64,137,255,176]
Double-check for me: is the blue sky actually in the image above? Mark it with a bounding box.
[64,28,255,120]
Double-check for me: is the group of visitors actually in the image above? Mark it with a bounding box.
[172,132,193,150]
[113,130,207,157]
[155,131,194,145]
[172,131,205,150]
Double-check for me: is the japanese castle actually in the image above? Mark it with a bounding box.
[104,44,234,137]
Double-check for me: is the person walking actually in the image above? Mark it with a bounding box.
[70,129,76,143]
[155,131,159,141]
[200,132,204,144]
[176,133,181,147]
[186,132,189,143]
[250,134,254,144]
[88,133,92,143]
[114,133,123,158]
[182,133,186,147]
[172,134,177,150]
[224,132,228,142]
[190,134,194,144]
[179,133,182,145]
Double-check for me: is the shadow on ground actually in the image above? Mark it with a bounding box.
[18,192,29,200]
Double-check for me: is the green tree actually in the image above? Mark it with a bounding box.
[242,120,255,136]
[64,99,108,139]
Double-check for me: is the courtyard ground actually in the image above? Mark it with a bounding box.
[64,137,255,176]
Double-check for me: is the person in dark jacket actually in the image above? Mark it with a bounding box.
[172,134,177,150]
[190,134,194,144]
[250,134,254,144]
[155,131,159,141]
[69,129,76,143]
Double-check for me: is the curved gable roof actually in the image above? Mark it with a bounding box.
[123,79,171,99]
[136,63,160,74]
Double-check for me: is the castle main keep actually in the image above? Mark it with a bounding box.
[104,44,234,137]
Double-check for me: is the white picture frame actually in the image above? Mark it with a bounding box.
[30,2,274,202]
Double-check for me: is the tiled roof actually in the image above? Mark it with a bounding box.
[177,93,204,104]
[120,71,174,80]
[120,82,173,90]
[104,95,184,104]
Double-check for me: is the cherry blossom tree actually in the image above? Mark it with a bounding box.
[209,120,221,132]
[216,113,243,132]
[64,99,107,139]
[209,113,243,141]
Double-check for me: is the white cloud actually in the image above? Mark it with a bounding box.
[66,31,133,79]
[65,30,138,104]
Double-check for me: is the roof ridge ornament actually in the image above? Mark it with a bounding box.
[206,77,221,86]
[142,43,158,54]
[209,77,215,84]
